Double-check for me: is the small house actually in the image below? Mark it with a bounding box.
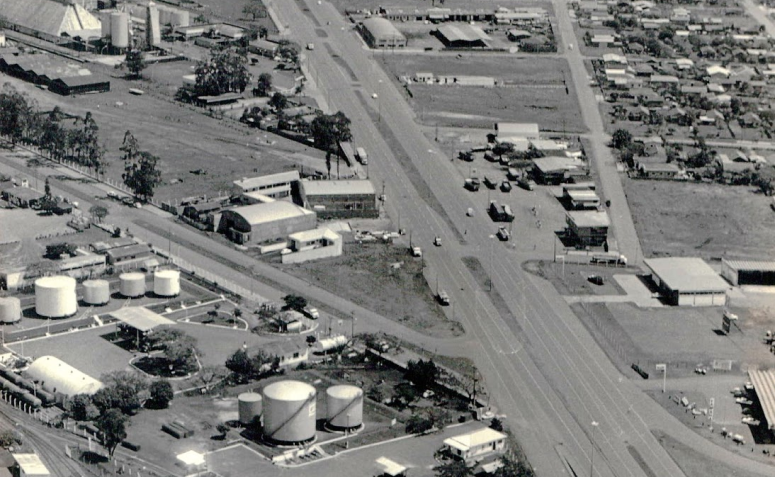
[442,427,508,461]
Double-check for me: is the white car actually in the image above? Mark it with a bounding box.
[742,417,760,425]
[411,246,422,257]
[735,398,753,406]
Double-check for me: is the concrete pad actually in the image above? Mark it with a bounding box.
[614,274,664,307]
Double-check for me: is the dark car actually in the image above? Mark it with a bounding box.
[587,275,604,285]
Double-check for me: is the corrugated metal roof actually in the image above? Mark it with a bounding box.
[443,427,507,451]
[362,17,405,41]
[0,0,100,37]
[437,24,490,43]
[24,356,103,397]
[302,180,376,196]
[233,171,300,191]
[723,259,775,273]
[111,306,175,332]
[645,257,729,293]
[749,369,775,430]
[225,201,314,226]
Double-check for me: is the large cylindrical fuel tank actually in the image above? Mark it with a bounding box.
[110,12,129,48]
[238,392,263,426]
[35,276,77,318]
[119,273,146,298]
[153,270,180,297]
[0,297,21,324]
[262,380,316,445]
[326,385,363,431]
[82,279,110,305]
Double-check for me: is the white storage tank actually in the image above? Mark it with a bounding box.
[238,392,263,426]
[326,385,363,431]
[35,276,77,318]
[119,273,146,298]
[0,297,21,324]
[100,11,112,37]
[153,270,180,297]
[82,280,110,306]
[173,10,190,27]
[262,380,316,445]
[110,12,130,49]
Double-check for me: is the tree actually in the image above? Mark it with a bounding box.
[435,460,474,477]
[258,25,268,38]
[102,371,149,398]
[226,349,254,377]
[277,40,301,65]
[406,413,434,434]
[0,84,31,147]
[283,294,307,311]
[495,451,535,477]
[195,365,227,392]
[405,359,439,391]
[122,132,162,202]
[45,243,77,259]
[490,417,504,432]
[89,205,109,223]
[92,384,142,415]
[148,380,174,408]
[310,111,352,152]
[96,409,127,458]
[125,49,147,79]
[67,394,100,421]
[0,430,22,448]
[194,51,251,97]
[255,73,273,97]
[268,92,288,111]
[611,129,633,150]
[162,334,200,373]
[242,2,266,20]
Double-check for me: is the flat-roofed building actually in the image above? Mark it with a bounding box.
[645,257,729,306]
[1,187,42,208]
[282,228,343,264]
[360,18,407,48]
[105,243,153,266]
[12,454,49,477]
[748,369,775,437]
[566,210,609,246]
[721,259,775,286]
[218,202,316,245]
[301,180,378,219]
[434,24,490,48]
[494,122,540,141]
[565,189,600,209]
[533,156,587,184]
[442,427,507,461]
[233,171,300,200]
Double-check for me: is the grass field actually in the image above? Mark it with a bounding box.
[379,55,585,131]
[276,239,464,338]
[623,178,775,260]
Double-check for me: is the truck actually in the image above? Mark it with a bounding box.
[488,201,515,222]
[437,290,450,305]
[464,178,480,191]
[507,168,520,180]
[483,176,497,189]
[355,147,368,165]
[590,252,628,265]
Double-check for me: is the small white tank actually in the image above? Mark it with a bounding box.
[35,276,77,318]
[238,392,263,426]
[119,273,146,298]
[0,297,21,324]
[82,280,110,305]
[153,270,180,297]
[326,385,363,430]
[262,380,317,445]
[110,12,129,49]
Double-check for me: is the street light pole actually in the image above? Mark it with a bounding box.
[488,235,495,292]
[590,421,599,477]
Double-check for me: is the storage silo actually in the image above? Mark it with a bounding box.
[146,4,161,47]
[326,385,363,431]
[100,11,112,37]
[119,272,146,298]
[153,270,180,297]
[111,12,130,49]
[0,297,21,324]
[238,392,263,426]
[35,276,77,318]
[173,10,190,27]
[262,380,317,445]
[82,280,110,306]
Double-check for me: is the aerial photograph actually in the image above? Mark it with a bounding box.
[1,0,775,476]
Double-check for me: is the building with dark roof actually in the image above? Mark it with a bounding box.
[721,259,775,286]
[360,18,407,49]
[434,24,490,48]
[49,75,110,96]
[105,244,153,266]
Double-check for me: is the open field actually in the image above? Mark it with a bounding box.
[276,238,464,338]
[623,178,775,260]
[526,260,632,296]
[378,55,585,131]
[0,61,327,203]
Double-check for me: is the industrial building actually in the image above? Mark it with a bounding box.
[1,187,43,208]
[748,369,775,438]
[0,0,102,42]
[49,74,110,95]
[563,188,600,209]
[532,156,587,185]
[24,356,103,400]
[721,259,775,286]
[12,453,50,477]
[0,54,109,96]
[360,18,407,49]
[565,210,610,247]
[494,122,540,141]
[434,24,491,48]
[233,171,300,200]
[105,243,153,266]
[644,257,729,306]
[301,180,378,219]
[282,228,343,264]
[218,202,317,245]
[442,427,507,461]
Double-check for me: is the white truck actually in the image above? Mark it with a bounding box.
[356,147,368,165]
[590,252,628,265]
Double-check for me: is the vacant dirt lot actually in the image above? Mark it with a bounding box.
[624,178,775,260]
[276,239,464,338]
[379,55,584,132]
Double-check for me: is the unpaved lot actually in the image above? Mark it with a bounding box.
[624,178,775,260]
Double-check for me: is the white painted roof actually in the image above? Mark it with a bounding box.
[443,427,507,451]
[110,306,175,332]
[227,201,314,226]
[748,369,775,430]
[645,257,729,293]
[302,180,376,196]
[176,450,205,467]
[25,356,103,397]
[12,454,49,476]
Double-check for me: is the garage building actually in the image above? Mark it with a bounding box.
[748,369,775,437]
[218,201,316,245]
[360,18,407,49]
[301,180,378,219]
[721,259,775,286]
[434,24,490,48]
[645,257,728,306]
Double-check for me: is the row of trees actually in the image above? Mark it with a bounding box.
[194,51,251,97]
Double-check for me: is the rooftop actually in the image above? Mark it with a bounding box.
[233,171,300,191]
[289,227,340,243]
[495,122,539,136]
[443,427,507,451]
[362,17,405,41]
[302,180,376,196]
[748,369,775,431]
[436,24,490,43]
[226,201,314,226]
[12,454,49,476]
[567,210,610,228]
[0,0,101,38]
[645,257,729,292]
[533,156,582,174]
[110,307,175,332]
[566,189,599,200]
[24,356,103,397]
[722,259,775,273]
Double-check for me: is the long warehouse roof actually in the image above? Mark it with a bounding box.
[748,369,775,431]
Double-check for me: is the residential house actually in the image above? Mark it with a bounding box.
[739,112,761,128]
[664,107,691,126]
[638,163,682,179]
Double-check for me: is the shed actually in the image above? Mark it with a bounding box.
[748,369,775,434]
[644,257,728,306]
[721,259,775,286]
[218,202,316,245]
[361,18,406,49]
[434,24,490,48]
[442,427,507,461]
[12,454,49,477]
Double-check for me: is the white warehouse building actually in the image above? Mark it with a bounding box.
[645,257,729,306]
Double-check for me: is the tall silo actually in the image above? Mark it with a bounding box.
[146,3,161,47]
[100,11,113,38]
[262,380,317,445]
[82,279,110,306]
[238,392,263,426]
[326,385,363,431]
[173,10,190,27]
[153,270,180,297]
[35,276,77,318]
[0,297,21,324]
[110,12,130,49]
[119,272,146,298]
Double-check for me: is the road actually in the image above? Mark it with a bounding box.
[741,0,775,37]
[269,1,775,476]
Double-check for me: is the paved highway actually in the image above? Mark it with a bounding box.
[270,1,775,476]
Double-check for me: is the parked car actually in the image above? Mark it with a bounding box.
[735,398,753,406]
[433,237,442,246]
[518,177,536,191]
[411,246,422,257]
[437,290,450,305]
[496,227,510,241]
[500,181,512,192]
[466,207,474,217]
[587,275,604,285]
